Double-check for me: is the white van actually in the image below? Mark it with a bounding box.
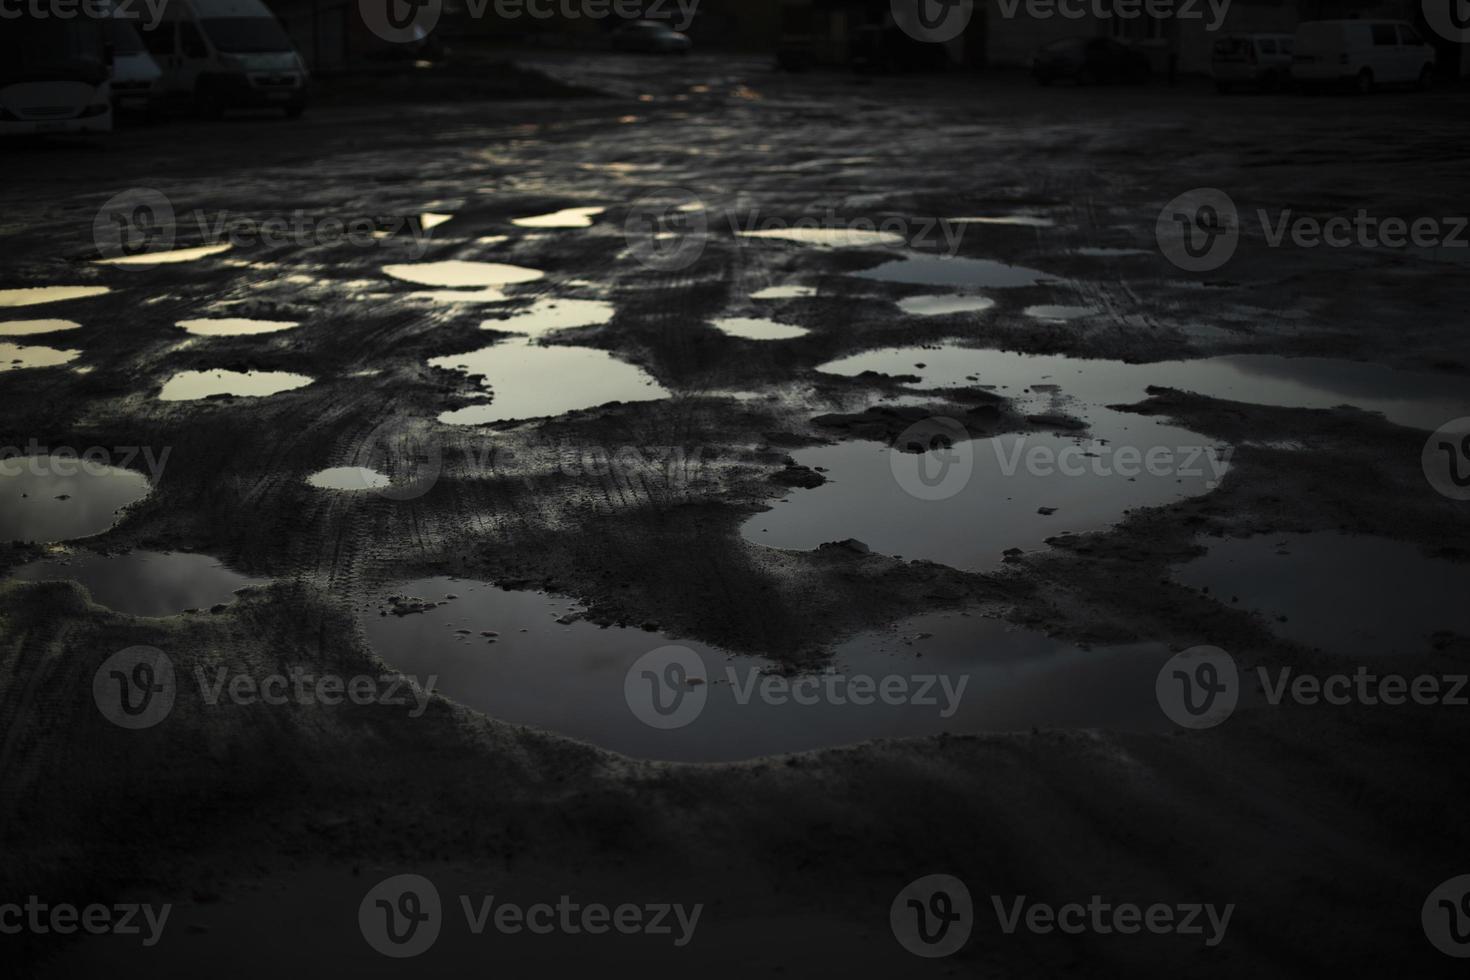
[0,16,113,136]
[139,0,309,118]
[1291,20,1436,93]
[108,10,164,117]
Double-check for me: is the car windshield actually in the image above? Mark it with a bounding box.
[201,18,293,53]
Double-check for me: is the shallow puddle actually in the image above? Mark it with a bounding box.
[739,227,906,248]
[383,261,545,289]
[0,456,152,542]
[751,284,817,300]
[1074,247,1150,257]
[430,340,669,425]
[7,550,265,616]
[897,294,995,317]
[0,319,81,336]
[952,215,1055,228]
[851,255,1056,289]
[420,212,455,231]
[481,298,615,336]
[710,317,810,341]
[1,343,81,371]
[818,346,1469,431]
[409,288,514,304]
[158,370,314,401]
[177,318,300,337]
[96,243,232,265]
[306,467,391,491]
[1025,304,1099,321]
[0,286,110,307]
[360,578,1179,762]
[1174,532,1470,658]
[512,206,605,229]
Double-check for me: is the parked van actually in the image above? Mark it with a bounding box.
[140,0,309,118]
[1291,20,1436,93]
[1211,33,1294,92]
[0,15,112,136]
[108,9,164,118]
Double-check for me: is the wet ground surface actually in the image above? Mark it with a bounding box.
[3,52,1470,976]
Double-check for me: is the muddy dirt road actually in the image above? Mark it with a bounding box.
[3,53,1470,976]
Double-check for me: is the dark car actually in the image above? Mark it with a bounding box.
[610,20,692,55]
[1033,37,1150,85]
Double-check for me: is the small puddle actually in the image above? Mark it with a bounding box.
[420,212,455,231]
[739,228,906,248]
[1,343,80,371]
[383,261,545,289]
[897,294,995,317]
[0,456,152,542]
[0,319,81,336]
[306,467,391,491]
[7,550,265,616]
[512,207,605,229]
[0,286,110,308]
[711,317,810,341]
[158,370,314,401]
[1025,304,1099,321]
[1174,532,1470,658]
[952,215,1056,228]
[819,346,1469,431]
[96,243,232,266]
[1074,247,1150,257]
[851,255,1056,289]
[178,318,300,337]
[751,285,817,300]
[360,578,1178,761]
[429,340,669,425]
[409,288,515,304]
[481,298,615,336]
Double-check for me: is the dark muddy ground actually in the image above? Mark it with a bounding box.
[2,52,1469,976]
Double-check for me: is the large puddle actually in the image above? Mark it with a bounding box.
[710,317,810,341]
[481,298,615,336]
[513,206,605,229]
[430,340,670,425]
[1,342,80,371]
[360,577,1178,762]
[1174,532,1470,658]
[7,550,265,616]
[158,370,315,401]
[0,286,110,307]
[306,467,391,491]
[818,346,1470,431]
[0,456,152,542]
[383,261,544,290]
[0,319,81,336]
[96,243,233,266]
[751,284,818,300]
[739,227,906,248]
[178,318,300,337]
[897,294,995,317]
[850,255,1057,288]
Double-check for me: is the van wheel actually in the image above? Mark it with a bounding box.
[1353,69,1373,95]
[1417,65,1433,91]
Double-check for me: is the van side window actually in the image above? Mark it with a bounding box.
[180,22,209,58]
[1258,38,1276,55]
[1398,25,1423,46]
[1370,24,1397,46]
[140,22,175,58]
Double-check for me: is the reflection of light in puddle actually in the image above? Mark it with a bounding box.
[7,550,265,616]
[1025,305,1098,321]
[739,227,905,248]
[0,319,81,336]
[743,408,1228,572]
[0,456,152,542]
[1,343,80,370]
[1074,247,1150,257]
[951,215,1055,228]
[361,578,1177,762]
[409,288,512,304]
[420,212,454,231]
[0,286,110,307]
[430,341,669,425]
[383,261,545,289]
[897,294,995,316]
[513,207,605,229]
[306,467,392,491]
[852,255,1056,288]
[711,317,810,341]
[1175,532,1470,657]
[158,370,314,401]
[177,318,300,337]
[481,298,615,336]
[751,285,817,300]
[819,346,1470,430]
[96,243,233,266]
